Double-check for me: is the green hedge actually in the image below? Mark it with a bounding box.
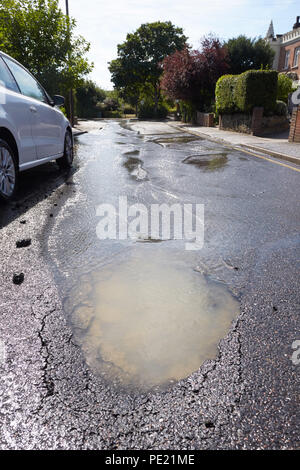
[216,70,278,115]
[102,110,122,118]
[235,70,278,113]
[137,103,168,119]
[215,75,238,114]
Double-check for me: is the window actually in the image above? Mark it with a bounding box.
[3,56,46,102]
[293,46,300,67]
[0,56,19,93]
[284,50,290,69]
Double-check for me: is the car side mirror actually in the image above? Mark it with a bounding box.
[52,95,65,107]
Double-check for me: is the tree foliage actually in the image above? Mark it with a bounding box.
[0,0,93,96]
[225,35,275,75]
[76,79,106,118]
[109,21,187,113]
[161,36,229,110]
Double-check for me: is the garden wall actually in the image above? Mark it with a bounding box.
[219,107,289,136]
[289,106,300,142]
[196,112,214,127]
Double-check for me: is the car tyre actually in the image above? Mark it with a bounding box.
[0,138,18,201]
[57,130,73,169]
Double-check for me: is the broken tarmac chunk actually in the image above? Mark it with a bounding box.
[13,273,24,285]
[16,239,31,248]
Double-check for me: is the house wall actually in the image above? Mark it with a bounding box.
[265,20,300,85]
[278,39,300,78]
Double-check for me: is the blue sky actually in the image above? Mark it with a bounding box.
[58,0,299,89]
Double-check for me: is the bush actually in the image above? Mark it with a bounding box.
[123,105,136,114]
[274,100,288,116]
[277,73,295,103]
[216,69,278,115]
[179,101,196,123]
[235,70,278,113]
[102,110,122,118]
[215,75,238,114]
[137,103,168,119]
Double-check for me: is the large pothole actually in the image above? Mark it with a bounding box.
[65,248,239,390]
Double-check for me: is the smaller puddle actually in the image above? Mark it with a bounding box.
[153,135,201,147]
[183,153,228,171]
[66,249,239,390]
[123,157,148,181]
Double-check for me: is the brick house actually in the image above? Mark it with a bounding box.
[266,17,300,86]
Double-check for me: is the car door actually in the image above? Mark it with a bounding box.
[0,55,37,165]
[3,56,64,159]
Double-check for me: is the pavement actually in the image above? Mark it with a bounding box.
[171,123,300,166]
[0,119,299,450]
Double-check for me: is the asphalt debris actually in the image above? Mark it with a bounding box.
[12,273,25,285]
[16,239,32,249]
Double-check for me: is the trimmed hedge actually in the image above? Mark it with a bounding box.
[137,103,168,119]
[215,75,238,114]
[235,70,278,113]
[216,70,278,115]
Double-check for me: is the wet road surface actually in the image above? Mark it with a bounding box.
[0,119,299,449]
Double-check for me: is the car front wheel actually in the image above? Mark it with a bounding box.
[57,130,73,169]
[0,138,18,201]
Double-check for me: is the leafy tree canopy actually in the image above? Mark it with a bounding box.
[109,21,188,109]
[0,0,93,96]
[225,35,275,75]
[76,79,106,118]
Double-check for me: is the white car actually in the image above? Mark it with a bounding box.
[0,51,73,200]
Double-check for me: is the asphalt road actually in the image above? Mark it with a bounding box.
[0,119,299,450]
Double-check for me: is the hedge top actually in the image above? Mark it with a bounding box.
[216,69,278,115]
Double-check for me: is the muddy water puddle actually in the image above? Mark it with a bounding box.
[122,156,148,181]
[153,135,201,146]
[183,153,228,171]
[65,248,239,391]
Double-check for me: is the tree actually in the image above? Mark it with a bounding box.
[0,0,93,100]
[225,35,274,75]
[76,80,106,118]
[108,58,141,113]
[109,21,187,114]
[161,36,229,111]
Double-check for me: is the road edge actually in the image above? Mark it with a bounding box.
[169,123,300,166]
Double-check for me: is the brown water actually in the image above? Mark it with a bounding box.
[66,248,239,390]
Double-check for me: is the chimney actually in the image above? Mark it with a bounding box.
[293,16,300,29]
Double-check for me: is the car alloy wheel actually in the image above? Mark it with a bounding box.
[0,143,16,199]
[65,131,73,165]
[57,130,73,169]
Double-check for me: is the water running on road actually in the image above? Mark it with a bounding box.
[48,120,240,390]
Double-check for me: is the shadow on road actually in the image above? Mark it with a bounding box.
[0,161,78,230]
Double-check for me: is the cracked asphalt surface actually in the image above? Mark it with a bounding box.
[0,119,299,450]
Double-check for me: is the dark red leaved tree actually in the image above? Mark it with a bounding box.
[161,36,229,110]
